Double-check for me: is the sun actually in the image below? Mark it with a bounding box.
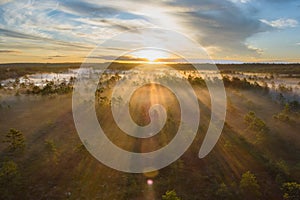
[132,49,169,62]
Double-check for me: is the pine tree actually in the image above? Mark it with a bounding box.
[3,129,25,152]
[282,182,300,200]
[239,171,261,200]
[162,190,181,200]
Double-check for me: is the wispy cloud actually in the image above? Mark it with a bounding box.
[246,45,264,55]
[260,18,298,28]
[229,0,251,4]
[0,28,44,40]
[0,0,12,5]
[0,0,299,62]
[0,50,21,53]
[0,28,93,50]
[0,0,268,60]
[74,17,152,32]
[167,0,270,57]
[48,55,67,58]
[60,1,121,18]
[86,55,148,62]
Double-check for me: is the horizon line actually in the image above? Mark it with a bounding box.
[1,61,300,65]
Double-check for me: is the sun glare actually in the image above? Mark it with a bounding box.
[132,49,170,62]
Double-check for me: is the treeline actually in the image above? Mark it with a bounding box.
[0,63,79,81]
[187,75,268,92]
[26,81,73,95]
[217,63,300,74]
[167,63,300,74]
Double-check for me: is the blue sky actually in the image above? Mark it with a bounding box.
[0,0,299,63]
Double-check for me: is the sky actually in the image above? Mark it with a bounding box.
[0,0,299,63]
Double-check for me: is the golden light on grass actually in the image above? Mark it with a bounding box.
[143,169,159,178]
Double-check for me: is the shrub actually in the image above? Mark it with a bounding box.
[3,129,25,152]
[273,104,291,122]
[244,111,268,134]
[162,190,181,200]
[273,113,289,122]
[44,139,59,164]
[244,111,269,144]
[0,161,19,183]
[282,182,300,200]
[239,171,261,200]
[216,183,233,200]
[0,161,20,198]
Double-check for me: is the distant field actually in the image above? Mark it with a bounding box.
[1,63,300,81]
[0,63,81,81]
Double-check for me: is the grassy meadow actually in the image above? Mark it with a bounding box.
[0,63,299,200]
